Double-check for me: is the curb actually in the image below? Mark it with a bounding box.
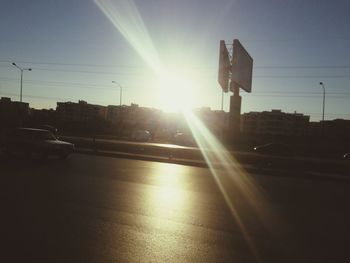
[75,148,350,183]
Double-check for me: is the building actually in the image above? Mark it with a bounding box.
[241,109,310,136]
[30,108,56,125]
[309,119,350,139]
[107,103,162,131]
[194,107,228,134]
[106,103,140,125]
[0,97,29,115]
[56,100,107,123]
[0,97,30,128]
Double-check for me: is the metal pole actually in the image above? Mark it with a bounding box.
[229,82,241,142]
[322,86,325,123]
[20,70,23,102]
[12,63,31,103]
[112,81,123,106]
[221,90,224,111]
[319,82,325,134]
[120,86,123,106]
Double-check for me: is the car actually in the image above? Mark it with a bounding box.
[3,128,75,159]
[253,143,294,156]
[38,124,58,136]
[343,153,350,160]
[173,132,196,146]
[131,130,151,142]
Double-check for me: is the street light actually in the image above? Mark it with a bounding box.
[112,81,123,106]
[319,82,326,133]
[12,62,32,102]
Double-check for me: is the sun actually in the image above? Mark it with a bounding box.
[94,0,203,113]
[155,69,199,112]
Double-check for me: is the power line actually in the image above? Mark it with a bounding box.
[254,65,350,69]
[0,59,145,69]
[1,77,349,96]
[2,59,350,70]
[305,112,350,116]
[0,92,113,106]
[30,67,146,76]
[239,36,350,42]
[4,65,350,78]
[0,77,133,90]
[253,75,350,79]
[245,95,350,99]
[253,91,350,95]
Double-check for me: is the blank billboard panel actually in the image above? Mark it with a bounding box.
[231,39,253,93]
[218,40,230,93]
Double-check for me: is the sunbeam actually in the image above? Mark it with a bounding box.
[94,0,163,75]
[184,110,281,263]
[94,1,280,260]
[94,0,202,112]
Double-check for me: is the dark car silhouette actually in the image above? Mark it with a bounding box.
[253,143,294,156]
[3,128,74,159]
[343,153,350,160]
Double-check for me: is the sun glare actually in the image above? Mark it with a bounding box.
[94,0,202,113]
[156,69,199,112]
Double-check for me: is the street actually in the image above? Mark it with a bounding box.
[1,153,350,262]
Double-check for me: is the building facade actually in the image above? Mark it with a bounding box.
[0,97,30,128]
[241,109,310,136]
[107,103,162,131]
[56,100,107,123]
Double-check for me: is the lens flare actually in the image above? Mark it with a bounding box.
[156,70,198,112]
[94,0,163,75]
[95,0,201,112]
[95,1,280,260]
[184,110,280,262]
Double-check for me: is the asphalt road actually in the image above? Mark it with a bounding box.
[1,153,350,262]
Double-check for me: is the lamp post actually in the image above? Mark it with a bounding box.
[12,62,32,102]
[319,82,326,133]
[221,89,224,111]
[112,81,123,106]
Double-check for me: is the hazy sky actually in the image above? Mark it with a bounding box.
[0,0,349,120]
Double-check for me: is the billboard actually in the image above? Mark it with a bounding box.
[218,40,230,93]
[231,39,253,93]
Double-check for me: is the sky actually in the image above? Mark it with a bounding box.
[0,0,349,121]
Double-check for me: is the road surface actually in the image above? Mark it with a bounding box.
[1,153,350,262]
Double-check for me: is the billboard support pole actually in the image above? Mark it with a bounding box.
[229,82,241,143]
[221,90,224,111]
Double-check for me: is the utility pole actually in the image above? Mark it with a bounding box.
[319,82,326,134]
[112,81,123,106]
[12,62,32,102]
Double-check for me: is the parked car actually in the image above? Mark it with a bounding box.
[253,143,294,156]
[173,132,196,146]
[38,124,58,136]
[131,130,151,142]
[3,128,75,159]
